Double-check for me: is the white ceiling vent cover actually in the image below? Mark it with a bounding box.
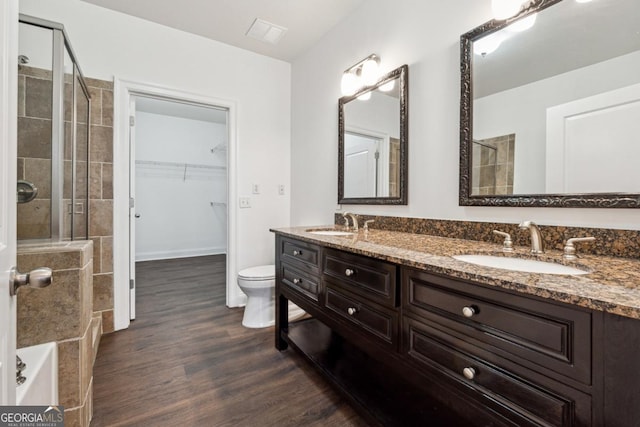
[246,18,288,45]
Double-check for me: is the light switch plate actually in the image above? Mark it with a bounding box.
[239,197,251,208]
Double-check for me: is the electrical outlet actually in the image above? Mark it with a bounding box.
[252,184,260,194]
[239,197,251,208]
[278,184,285,195]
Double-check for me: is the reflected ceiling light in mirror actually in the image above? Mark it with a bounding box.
[575,0,593,3]
[357,91,372,101]
[506,13,537,32]
[474,32,507,56]
[379,80,395,92]
[340,53,380,96]
[492,0,527,20]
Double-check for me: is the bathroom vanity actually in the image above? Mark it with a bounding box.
[272,227,640,426]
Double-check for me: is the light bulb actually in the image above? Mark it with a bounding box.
[379,80,395,92]
[357,91,371,101]
[360,58,379,86]
[474,32,507,56]
[492,0,524,20]
[506,13,537,32]
[341,72,358,96]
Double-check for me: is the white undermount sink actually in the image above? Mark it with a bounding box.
[453,254,590,275]
[307,229,354,237]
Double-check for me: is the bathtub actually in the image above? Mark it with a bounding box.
[16,342,58,406]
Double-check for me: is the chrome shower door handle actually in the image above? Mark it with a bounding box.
[9,266,52,296]
[135,213,141,218]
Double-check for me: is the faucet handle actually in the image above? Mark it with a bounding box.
[563,236,595,260]
[363,220,375,231]
[493,230,514,253]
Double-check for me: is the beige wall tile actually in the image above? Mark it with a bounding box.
[101,236,113,273]
[80,326,92,400]
[102,90,113,126]
[19,65,52,80]
[88,87,102,126]
[81,261,93,333]
[89,163,102,199]
[89,126,113,163]
[17,247,81,271]
[84,78,113,90]
[23,158,52,199]
[93,273,113,312]
[102,163,113,199]
[18,75,25,117]
[63,407,81,427]
[101,310,114,334]
[91,237,102,274]
[58,339,80,408]
[17,268,82,346]
[17,199,51,240]
[89,200,113,236]
[17,158,25,179]
[18,117,52,159]
[25,76,53,119]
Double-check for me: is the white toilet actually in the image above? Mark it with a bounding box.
[237,264,306,328]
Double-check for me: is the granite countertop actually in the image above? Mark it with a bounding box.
[272,226,640,320]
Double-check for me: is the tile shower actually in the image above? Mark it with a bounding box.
[16,16,114,427]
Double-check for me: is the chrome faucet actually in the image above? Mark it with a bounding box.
[342,212,359,231]
[519,221,544,254]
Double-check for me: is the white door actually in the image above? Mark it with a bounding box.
[344,132,379,198]
[129,98,137,320]
[0,0,18,406]
[546,83,640,193]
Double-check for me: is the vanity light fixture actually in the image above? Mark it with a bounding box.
[492,0,527,20]
[340,54,380,96]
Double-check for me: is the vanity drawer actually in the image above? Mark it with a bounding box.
[325,282,398,348]
[280,262,320,302]
[280,237,320,272]
[404,317,591,427]
[403,268,592,385]
[323,248,397,307]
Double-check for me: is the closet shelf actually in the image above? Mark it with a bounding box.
[135,160,226,171]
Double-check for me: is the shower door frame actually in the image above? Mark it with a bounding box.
[18,15,91,241]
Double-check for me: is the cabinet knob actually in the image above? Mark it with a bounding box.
[462,367,476,380]
[462,306,476,318]
[293,250,302,256]
[347,307,358,316]
[293,278,302,284]
[345,268,355,277]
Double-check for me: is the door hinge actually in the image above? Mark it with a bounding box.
[129,115,135,126]
[374,151,380,160]
[129,197,135,208]
[130,279,135,290]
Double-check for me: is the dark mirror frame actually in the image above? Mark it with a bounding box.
[339,64,408,205]
[459,0,640,208]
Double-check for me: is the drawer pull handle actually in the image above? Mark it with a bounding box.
[347,307,358,316]
[293,278,302,284]
[345,268,355,277]
[462,367,476,380]
[462,306,476,318]
[292,250,302,256]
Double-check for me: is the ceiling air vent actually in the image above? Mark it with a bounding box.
[246,18,287,45]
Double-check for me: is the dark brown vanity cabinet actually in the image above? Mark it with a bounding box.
[274,234,640,426]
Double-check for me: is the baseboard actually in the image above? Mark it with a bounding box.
[135,247,227,262]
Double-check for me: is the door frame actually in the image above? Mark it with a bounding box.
[113,78,239,331]
[0,0,18,405]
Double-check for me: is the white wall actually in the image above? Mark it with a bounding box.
[135,111,227,261]
[291,0,639,230]
[19,1,291,273]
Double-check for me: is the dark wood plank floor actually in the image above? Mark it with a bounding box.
[91,255,367,427]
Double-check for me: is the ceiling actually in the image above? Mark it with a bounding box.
[135,96,228,124]
[80,0,365,62]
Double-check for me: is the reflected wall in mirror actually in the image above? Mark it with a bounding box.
[339,64,408,204]
[460,0,640,207]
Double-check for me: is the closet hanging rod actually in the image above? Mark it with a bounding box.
[135,160,226,170]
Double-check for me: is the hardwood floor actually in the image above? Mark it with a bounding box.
[91,255,367,427]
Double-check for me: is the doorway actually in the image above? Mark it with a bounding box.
[113,79,239,331]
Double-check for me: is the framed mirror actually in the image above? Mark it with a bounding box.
[460,0,640,207]
[339,64,408,205]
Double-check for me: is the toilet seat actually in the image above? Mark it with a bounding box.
[238,265,274,281]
